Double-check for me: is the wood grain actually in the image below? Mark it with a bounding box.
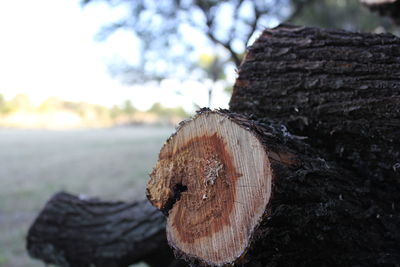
[148,109,400,266]
[148,112,271,266]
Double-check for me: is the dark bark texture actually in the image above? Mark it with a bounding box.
[157,109,400,267]
[226,111,400,267]
[230,24,400,185]
[361,0,400,24]
[27,192,187,267]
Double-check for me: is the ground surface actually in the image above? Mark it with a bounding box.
[0,126,173,267]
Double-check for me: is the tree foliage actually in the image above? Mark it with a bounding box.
[82,0,398,97]
[148,102,188,118]
[83,0,311,83]
[0,94,7,114]
[290,0,398,32]
[0,94,188,127]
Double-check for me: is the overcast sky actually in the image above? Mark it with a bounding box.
[0,0,231,111]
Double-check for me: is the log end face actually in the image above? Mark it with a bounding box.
[148,134,232,213]
[147,111,272,266]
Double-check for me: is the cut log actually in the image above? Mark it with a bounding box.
[230,24,400,183]
[147,109,400,266]
[27,192,188,267]
[360,0,400,24]
[148,109,272,266]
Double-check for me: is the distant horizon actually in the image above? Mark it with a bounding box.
[0,93,191,129]
[0,92,196,112]
[0,0,231,113]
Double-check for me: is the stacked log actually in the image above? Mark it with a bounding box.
[147,109,399,266]
[146,25,400,266]
[27,192,187,267]
[230,24,400,183]
[27,25,400,267]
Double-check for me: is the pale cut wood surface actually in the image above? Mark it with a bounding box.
[148,110,400,266]
[148,112,271,266]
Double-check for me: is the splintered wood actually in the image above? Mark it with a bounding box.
[147,111,271,266]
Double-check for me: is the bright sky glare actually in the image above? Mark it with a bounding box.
[0,0,231,111]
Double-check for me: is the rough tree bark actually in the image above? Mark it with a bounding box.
[360,0,400,24]
[147,109,400,267]
[230,24,400,184]
[27,192,187,267]
[28,25,400,267]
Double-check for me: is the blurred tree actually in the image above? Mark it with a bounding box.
[0,94,6,114]
[83,0,398,105]
[82,0,311,84]
[148,102,188,117]
[360,0,400,25]
[289,0,398,32]
[38,97,63,112]
[148,102,163,114]
[122,100,136,114]
[110,104,123,120]
[122,99,136,121]
[198,52,227,107]
[8,94,32,112]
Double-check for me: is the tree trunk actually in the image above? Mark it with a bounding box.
[27,192,188,267]
[147,109,400,267]
[360,0,400,24]
[230,24,400,184]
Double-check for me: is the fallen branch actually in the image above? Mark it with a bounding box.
[27,192,187,267]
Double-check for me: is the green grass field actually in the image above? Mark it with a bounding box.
[0,126,173,267]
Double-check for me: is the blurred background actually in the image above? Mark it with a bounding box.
[0,0,398,266]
